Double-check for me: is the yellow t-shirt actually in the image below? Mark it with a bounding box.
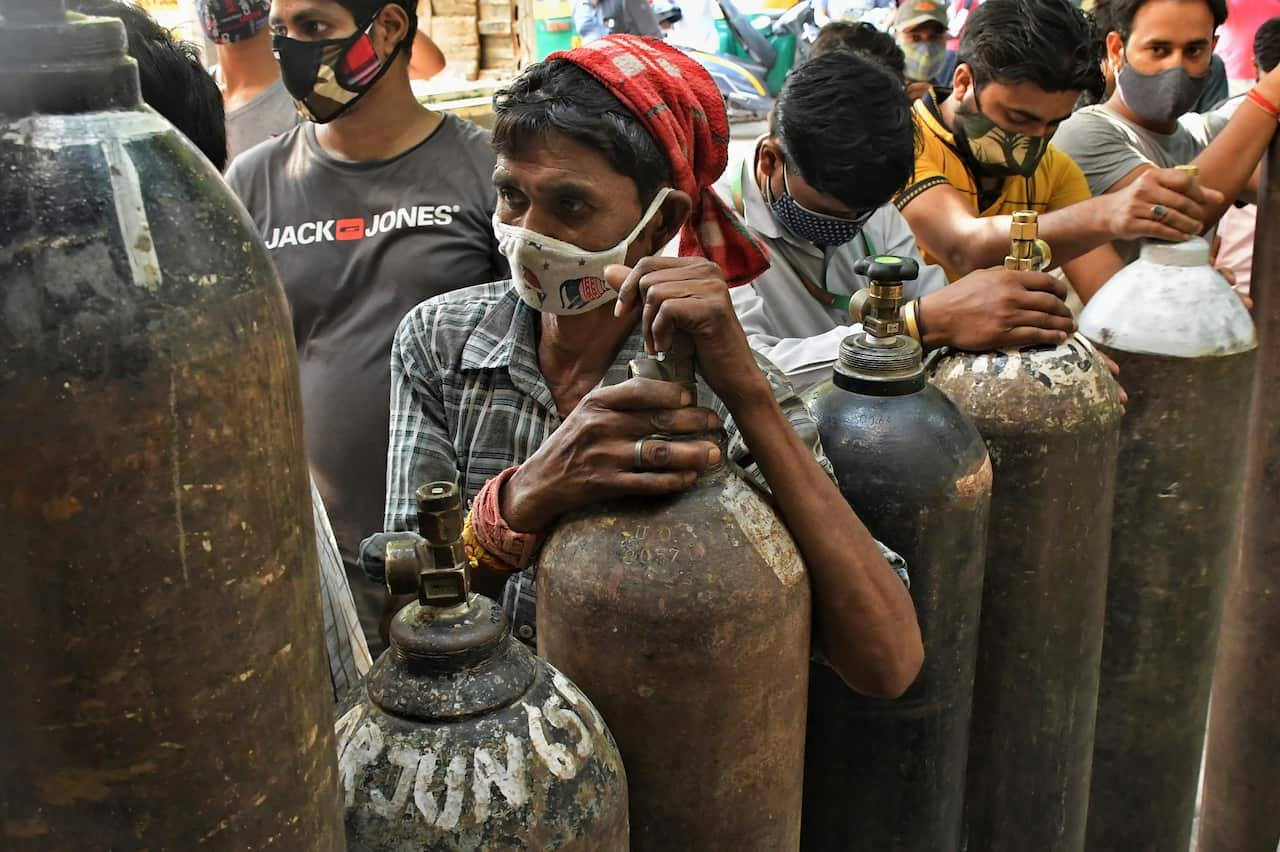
[896,93,1093,280]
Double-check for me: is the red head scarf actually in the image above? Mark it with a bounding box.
[548,34,770,286]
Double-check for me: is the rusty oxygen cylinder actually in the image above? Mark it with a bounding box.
[1079,165,1258,852]
[1198,131,1280,852]
[802,256,990,851]
[337,483,629,850]
[928,211,1123,852]
[0,1,344,848]
[537,337,812,851]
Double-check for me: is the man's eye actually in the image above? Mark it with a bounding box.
[559,198,587,217]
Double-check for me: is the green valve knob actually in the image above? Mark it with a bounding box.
[854,255,919,283]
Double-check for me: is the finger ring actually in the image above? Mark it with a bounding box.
[633,438,647,472]
[1152,204,1168,220]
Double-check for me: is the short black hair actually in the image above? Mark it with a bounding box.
[71,0,228,170]
[1110,0,1227,40]
[492,59,671,205]
[338,0,419,55]
[1074,0,1112,107]
[1090,0,1116,37]
[1255,17,1280,75]
[958,0,1103,94]
[810,22,906,76]
[772,49,916,211]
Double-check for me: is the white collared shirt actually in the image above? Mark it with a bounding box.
[716,148,948,393]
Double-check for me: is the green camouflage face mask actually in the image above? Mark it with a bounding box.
[952,89,1051,178]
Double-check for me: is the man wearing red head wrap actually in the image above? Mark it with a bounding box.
[378,35,923,700]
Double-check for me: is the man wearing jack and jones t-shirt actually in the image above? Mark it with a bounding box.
[226,0,503,654]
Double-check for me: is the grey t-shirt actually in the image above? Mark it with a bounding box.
[227,115,505,647]
[1053,104,1229,260]
[225,78,301,165]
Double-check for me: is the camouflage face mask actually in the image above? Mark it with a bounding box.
[952,88,1051,179]
[272,6,402,124]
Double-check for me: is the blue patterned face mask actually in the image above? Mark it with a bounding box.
[765,168,874,247]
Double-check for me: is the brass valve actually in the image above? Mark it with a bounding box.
[1005,211,1052,272]
[848,255,920,341]
[385,481,470,607]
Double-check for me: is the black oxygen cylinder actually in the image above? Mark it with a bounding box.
[928,211,1124,852]
[1080,166,1257,852]
[338,483,630,850]
[803,255,991,852]
[0,2,344,849]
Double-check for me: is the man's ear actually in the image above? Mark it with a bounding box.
[758,137,784,176]
[1105,30,1125,71]
[951,62,972,100]
[374,4,411,58]
[646,190,693,253]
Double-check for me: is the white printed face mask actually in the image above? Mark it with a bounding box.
[494,188,672,315]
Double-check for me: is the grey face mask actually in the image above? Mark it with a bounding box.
[902,40,948,83]
[1116,58,1210,124]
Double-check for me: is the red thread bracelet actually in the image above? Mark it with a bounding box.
[1247,88,1280,120]
[473,466,544,570]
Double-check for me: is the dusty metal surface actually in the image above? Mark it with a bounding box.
[929,336,1122,852]
[339,614,629,851]
[1198,139,1280,852]
[341,485,629,850]
[538,461,811,851]
[803,376,990,852]
[1084,348,1256,852]
[0,9,344,848]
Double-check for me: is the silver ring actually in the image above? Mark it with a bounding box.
[633,438,647,472]
[1152,204,1168,220]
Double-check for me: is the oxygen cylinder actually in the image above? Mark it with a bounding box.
[537,340,812,851]
[1079,166,1257,852]
[801,256,990,851]
[1198,139,1280,852]
[928,211,1123,852]
[337,483,629,851]
[0,2,344,849]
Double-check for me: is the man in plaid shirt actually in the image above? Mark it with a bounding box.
[379,37,923,698]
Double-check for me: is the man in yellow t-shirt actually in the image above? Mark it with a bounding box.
[894,0,1221,302]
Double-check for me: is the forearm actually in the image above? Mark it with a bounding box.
[1194,100,1277,222]
[1061,243,1125,304]
[1035,196,1122,264]
[919,213,1013,276]
[729,382,923,697]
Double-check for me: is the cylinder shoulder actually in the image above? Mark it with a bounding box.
[1079,255,1256,358]
[0,109,287,379]
[927,336,1123,435]
[809,381,991,500]
[338,664,629,850]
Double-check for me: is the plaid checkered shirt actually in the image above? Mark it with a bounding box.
[384,280,906,644]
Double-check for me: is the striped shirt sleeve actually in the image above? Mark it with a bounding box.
[311,476,372,702]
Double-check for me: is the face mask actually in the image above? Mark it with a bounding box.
[902,40,947,83]
[952,89,1051,178]
[1116,59,1210,125]
[495,189,673,315]
[272,6,402,124]
[765,168,873,247]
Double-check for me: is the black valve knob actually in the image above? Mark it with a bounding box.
[853,255,919,283]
